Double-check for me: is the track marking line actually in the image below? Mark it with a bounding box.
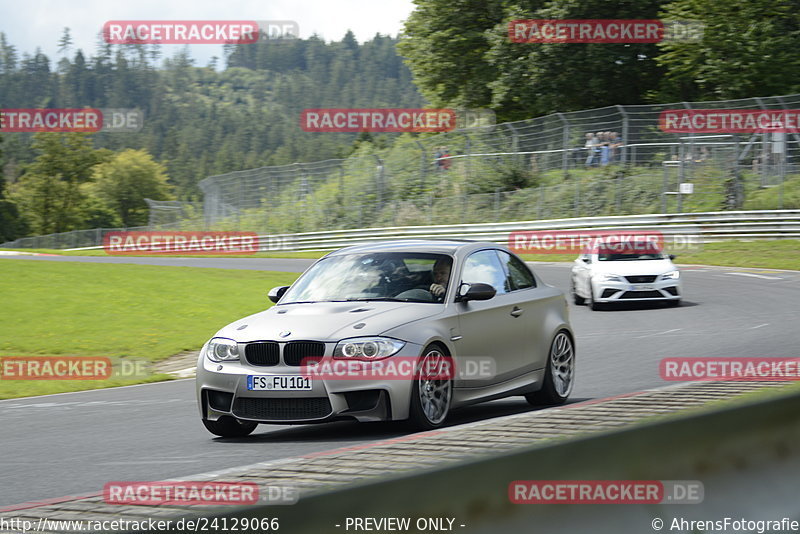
[635,328,682,339]
[727,272,783,280]
[0,378,193,403]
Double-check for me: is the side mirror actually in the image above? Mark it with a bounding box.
[456,282,496,302]
[268,286,290,303]
[669,254,676,261]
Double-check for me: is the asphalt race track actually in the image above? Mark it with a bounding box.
[2,254,799,507]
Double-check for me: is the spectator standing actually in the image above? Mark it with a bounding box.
[599,132,611,166]
[442,147,452,171]
[585,133,599,167]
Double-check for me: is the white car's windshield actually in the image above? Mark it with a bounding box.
[281,252,453,304]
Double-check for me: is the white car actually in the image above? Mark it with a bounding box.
[570,246,681,310]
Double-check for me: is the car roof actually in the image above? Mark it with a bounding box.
[325,239,504,256]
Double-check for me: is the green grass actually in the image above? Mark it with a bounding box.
[517,239,800,271]
[673,240,800,271]
[12,248,330,259]
[0,260,299,399]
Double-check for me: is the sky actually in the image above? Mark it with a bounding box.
[0,0,416,67]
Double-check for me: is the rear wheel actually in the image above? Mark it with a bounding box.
[407,344,453,430]
[202,416,258,438]
[526,331,575,406]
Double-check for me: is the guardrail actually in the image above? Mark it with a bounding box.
[211,387,800,533]
[258,209,800,252]
[5,209,798,252]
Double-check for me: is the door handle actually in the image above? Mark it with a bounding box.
[510,306,524,318]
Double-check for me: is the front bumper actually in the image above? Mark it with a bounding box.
[592,276,681,303]
[195,341,422,424]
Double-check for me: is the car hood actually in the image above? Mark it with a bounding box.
[214,301,443,342]
[591,259,676,276]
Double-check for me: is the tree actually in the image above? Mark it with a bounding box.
[57,28,73,56]
[654,0,800,101]
[0,133,27,241]
[399,0,665,120]
[398,0,505,110]
[12,133,110,234]
[88,149,173,226]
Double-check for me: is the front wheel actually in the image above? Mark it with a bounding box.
[587,282,603,311]
[526,331,575,406]
[202,416,258,438]
[407,345,453,430]
[570,277,585,305]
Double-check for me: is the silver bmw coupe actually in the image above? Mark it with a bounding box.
[196,240,575,436]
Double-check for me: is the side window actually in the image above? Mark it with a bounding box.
[497,250,536,290]
[461,250,509,295]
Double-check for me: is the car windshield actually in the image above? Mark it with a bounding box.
[280,252,453,304]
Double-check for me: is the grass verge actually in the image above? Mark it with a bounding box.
[0,260,299,399]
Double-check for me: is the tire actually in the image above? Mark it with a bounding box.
[526,331,575,406]
[407,344,453,431]
[202,416,258,438]
[570,277,585,305]
[587,282,602,311]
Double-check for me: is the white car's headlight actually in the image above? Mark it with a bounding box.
[595,273,624,282]
[661,270,680,280]
[206,338,240,362]
[333,337,406,361]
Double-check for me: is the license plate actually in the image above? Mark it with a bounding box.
[247,375,312,391]
[632,285,654,291]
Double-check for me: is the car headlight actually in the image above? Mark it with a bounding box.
[333,337,406,361]
[595,273,624,282]
[661,270,680,280]
[206,338,240,362]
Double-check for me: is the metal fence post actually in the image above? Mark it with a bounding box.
[461,132,472,184]
[556,113,570,176]
[616,105,629,166]
[374,155,384,208]
[415,140,427,192]
[537,185,543,220]
[506,123,520,170]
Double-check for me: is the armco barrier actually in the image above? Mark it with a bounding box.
[256,209,800,252]
[4,209,799,251]
[202,388,800,534]
[27,209,799,252]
